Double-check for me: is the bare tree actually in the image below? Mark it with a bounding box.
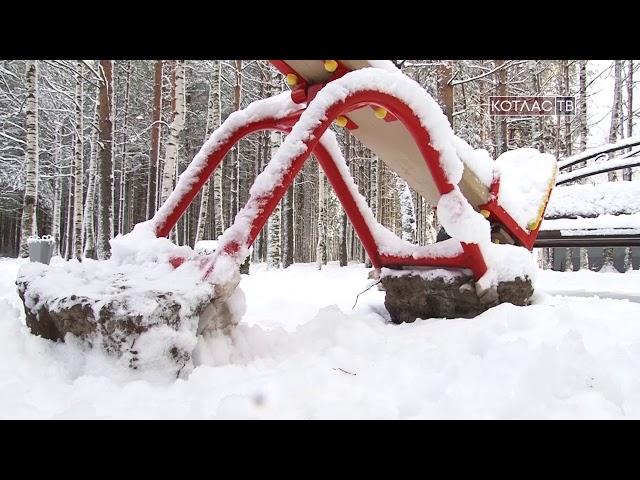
[608,60,623,182]
[96,60,114,259]
[196,61,221,243]
[160,60,186,205]
[83,87,99,259]
[19,61,39,257]
[316,166,327,270]
[268,131,282,268]
[146,60,163,219]
[72,61,84,259]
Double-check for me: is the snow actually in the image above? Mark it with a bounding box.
[381,266,470,282]
[14,230,222,376]
[557,155,640,185]
[557,135,640,169]
[546,181,640,219]
[3,257,640,419]
[494,148,558,231]
[451,136,495,188]
[540,212,640,231]
[557,228,640,237]
[437,188,490,244]
[194,240,219,255]
[476,242,538,291]
[27,235,54,245]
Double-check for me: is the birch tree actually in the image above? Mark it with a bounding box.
[624,60,634,181]
[19,60,39,257]
[83,90,99,259]
[160,60,186,205]
[316,167,327,270]
[51,126,63,256]
[268,131,282,268]
[72,61,84,259]
[608,60,623,182]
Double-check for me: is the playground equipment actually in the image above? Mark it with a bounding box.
[153,61,555,276]
[18,60,558,373]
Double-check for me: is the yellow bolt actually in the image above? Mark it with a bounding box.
[335,116,348,128]
[480,209,490,218]
[374,107,387,119]
[493,238,501,244]
[324,60,338,72]
[285,73,298,86]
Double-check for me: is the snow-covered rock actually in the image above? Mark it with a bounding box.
[15,232,244,377]
[381,267,533,323]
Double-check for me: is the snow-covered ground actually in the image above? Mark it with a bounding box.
[1,256,640,419]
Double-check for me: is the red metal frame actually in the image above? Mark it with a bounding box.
[154,86,491,281]
[154,110,303,238]
[478,178,554,250]
[270,60,399,123]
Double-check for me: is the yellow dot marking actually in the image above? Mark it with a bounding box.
[285,73,298,86]
[335,116,348,128]
[374,107,387,119]
[324,60,338,72]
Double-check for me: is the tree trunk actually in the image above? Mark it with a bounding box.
[65,176,73,259]
[399,178,416,242]
[268,131,282,268]
[72,61,84,260]
[436,60,454,126]
[52,126,63,256]
[578,60,589,270]
[579,60,588,153]
[160,60,186,206]
[316,166,327,270]
[495,60,508,155]
[339,132,351,267]
[96,60,114,260]
[146,60,163,220]
[196,61,221,243]
[118,61,132,235]
[608,60,623,182]
[19,60,39,257]
[83,90,99,260]
[282,184,294,268]
[624,60,634,181]
[229,60,242,227]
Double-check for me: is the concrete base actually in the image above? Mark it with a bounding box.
[380,270,533,324]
